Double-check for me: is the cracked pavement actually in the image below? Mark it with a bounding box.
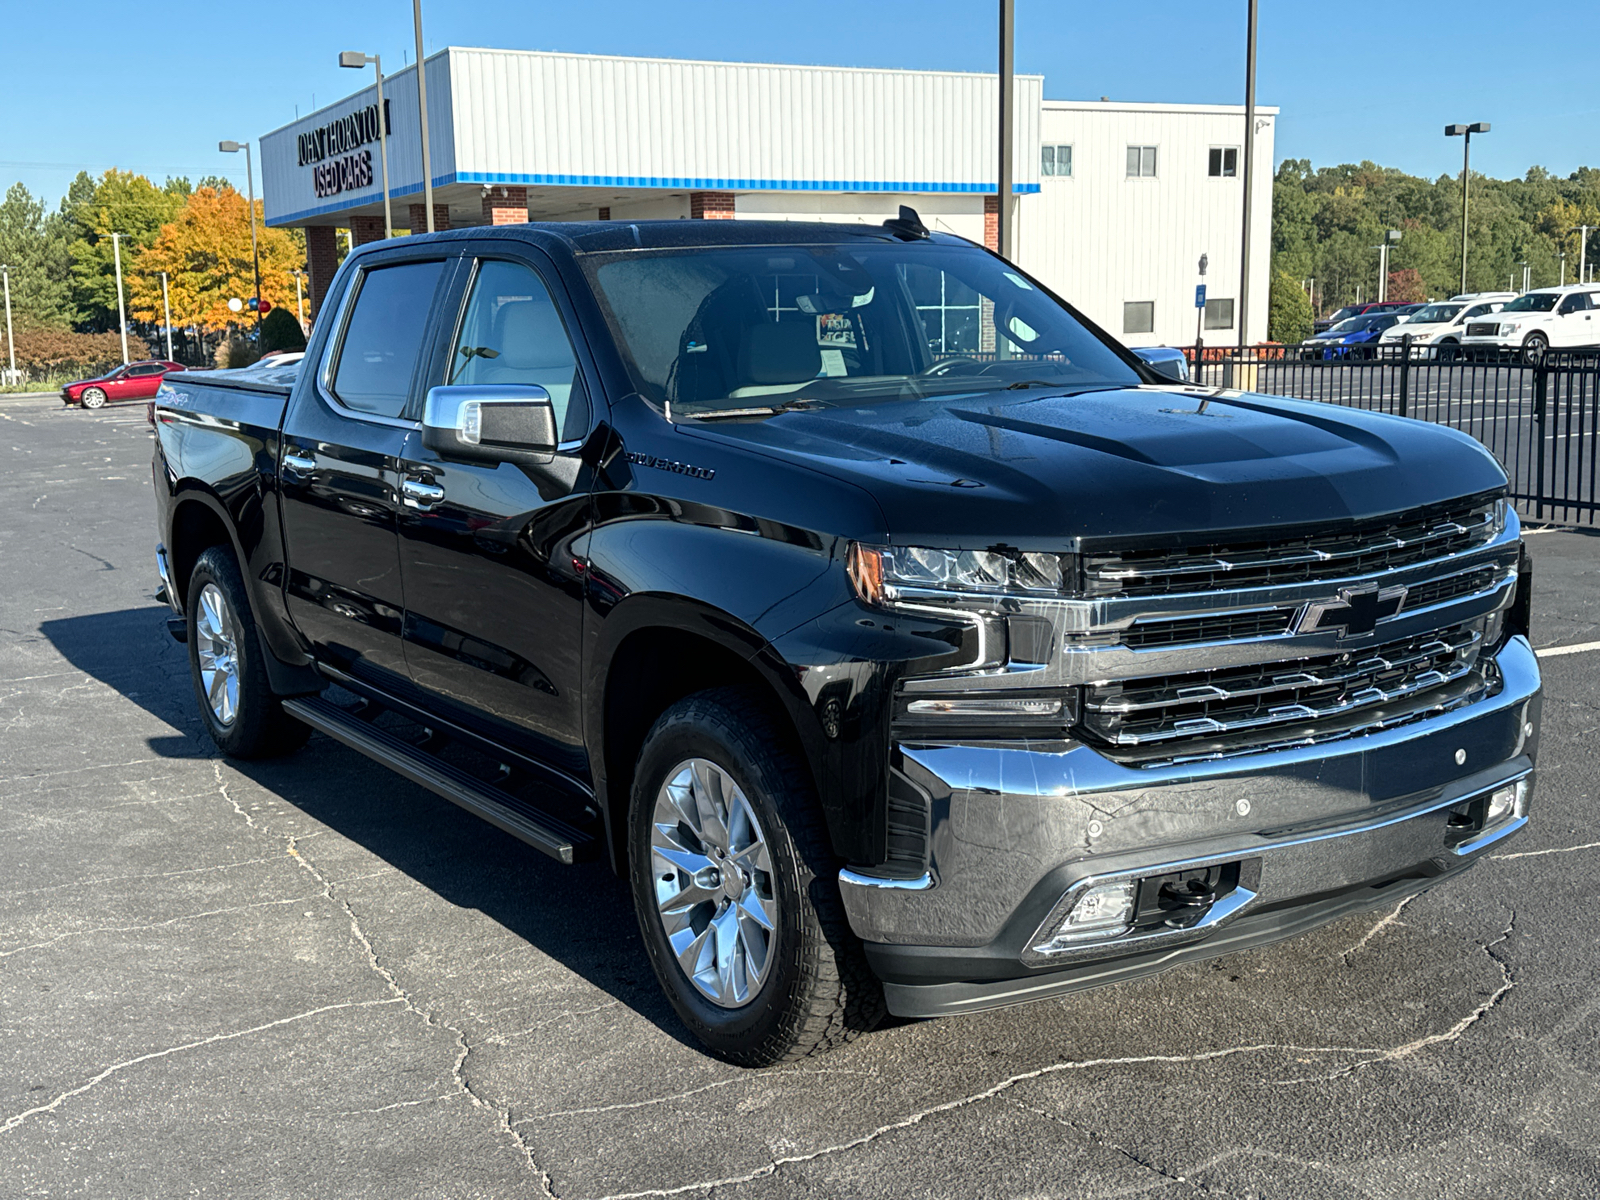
[2,392,1599,1198]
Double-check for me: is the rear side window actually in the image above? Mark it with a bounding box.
[331,260,445,418]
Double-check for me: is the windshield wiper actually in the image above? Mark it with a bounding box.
[685,399,825,420]
[1004,379,1064,390]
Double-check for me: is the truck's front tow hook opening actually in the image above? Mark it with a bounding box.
[1140,862,1242,932]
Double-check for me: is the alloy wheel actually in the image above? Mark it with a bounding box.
[650,758,777,1008]
[81,388,106,409]
[194,582,241,726]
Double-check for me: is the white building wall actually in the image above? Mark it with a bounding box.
[1018,101,1276,347]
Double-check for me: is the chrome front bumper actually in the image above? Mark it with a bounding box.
[843,636,1540,1012]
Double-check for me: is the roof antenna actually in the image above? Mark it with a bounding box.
[664,399,672,423]
[883,205,930,241]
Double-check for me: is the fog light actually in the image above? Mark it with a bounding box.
[1487,778,1529,826]
[1034,880,1137,952]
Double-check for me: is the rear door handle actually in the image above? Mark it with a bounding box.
[401,478,446,509]
[282,451,317,476]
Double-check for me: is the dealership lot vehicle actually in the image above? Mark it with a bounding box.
[1378,298,1508,359]
[1311,299,1420,334]
[151,216,1538,1066]
[62,360,186,408]
[1301,311,1411,357]
[1460,285,1600,363]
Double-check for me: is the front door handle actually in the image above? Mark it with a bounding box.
[401,478,446,509]
[282,451,317,476]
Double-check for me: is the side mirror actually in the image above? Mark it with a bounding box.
[422,385,558,464]
[1130,346,1190,383]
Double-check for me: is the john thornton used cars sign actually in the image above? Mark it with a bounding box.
[298,102,391,199]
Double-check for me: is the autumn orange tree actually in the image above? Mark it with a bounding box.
[128,186,303,333]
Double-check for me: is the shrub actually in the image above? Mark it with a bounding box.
[1268,272,1314,344]
[213,335,260,369]
[259,306,307,354]
[8,326,150,381]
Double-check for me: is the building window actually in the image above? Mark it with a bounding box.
[1125,146,1158,178]
[902,265,983,354]
[1123,301,1155,334]
[1204,298,1235,330]
[1208,147,1239,178]
[1042,144,1073,177]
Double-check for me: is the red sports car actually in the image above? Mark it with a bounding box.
[62,360,187,409]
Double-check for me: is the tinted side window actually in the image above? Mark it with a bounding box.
[449,259,587,439]
[331,260,445,418]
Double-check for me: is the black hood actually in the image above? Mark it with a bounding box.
[678,386,1507,547]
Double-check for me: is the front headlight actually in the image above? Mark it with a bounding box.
[848,543,1076,607]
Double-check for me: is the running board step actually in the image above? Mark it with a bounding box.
[283,695,595,865]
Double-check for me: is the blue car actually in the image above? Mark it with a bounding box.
[1301,312,1407,360]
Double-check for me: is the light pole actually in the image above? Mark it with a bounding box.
[1578,224,1591,288]
[996,0,1015,262]
[110,232,130,364]
[1520,260,1530,295]
[1374,230,1401,301]
[0,265,15,383]
[1560,249,1567,287]
[1445,122,1490,295]
[292,268,306,329]
[218,141,262,340]
[1238,0,1260,349]
[414,0,436,232]
[340,51,392,238]
[160,270,174,361]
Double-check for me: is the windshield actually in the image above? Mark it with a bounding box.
[585,242,1139,414]
[1406,304,1463,324]
[1328,316,1378,334]
[1502,293,1560,313]
[1327,306,1363,323]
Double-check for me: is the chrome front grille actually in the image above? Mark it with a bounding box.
[1081,494,1500,599]
[1082,626,1483,750]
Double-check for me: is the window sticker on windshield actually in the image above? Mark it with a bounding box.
[819,349,848,377]
[817,313,857,349]
[1003,271,1034,290]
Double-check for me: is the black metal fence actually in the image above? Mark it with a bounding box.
[1185,344,1600,526]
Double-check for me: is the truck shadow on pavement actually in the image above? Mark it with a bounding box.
[42,604,704,1054]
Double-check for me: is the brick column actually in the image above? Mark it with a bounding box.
[984,195,1000,252]
[482,186,528,225]
[690,191,736,219]
[408,203,450,233]
[350,215,387,246]
[305,226,339,322]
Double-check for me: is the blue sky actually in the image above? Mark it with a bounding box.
[3,0,1595,205]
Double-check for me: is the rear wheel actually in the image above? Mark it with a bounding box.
[186,546,310,759]
[1522,332,1549,365]
[628,686,883,1066]
[80,387,106,409]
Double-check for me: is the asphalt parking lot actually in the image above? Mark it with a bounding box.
[4,391,1600,1199]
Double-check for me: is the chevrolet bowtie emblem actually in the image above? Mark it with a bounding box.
[1295,583,1408,639]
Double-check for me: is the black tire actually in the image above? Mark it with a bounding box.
[80,387,106,409]
[1522,333,1549,366]
[186,545,310,759]
[1438,341,1459,363]
[627,686,884,1067]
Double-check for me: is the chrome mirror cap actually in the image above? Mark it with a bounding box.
[422,385,557,463]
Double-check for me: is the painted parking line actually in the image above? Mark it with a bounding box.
[1536,640,1600,658]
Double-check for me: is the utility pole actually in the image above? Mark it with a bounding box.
[1237,0,1259,349]
[110,233,130,364]
[414,0,436,232]
[1445,122,1490,295]
[160,270,174,361]
[996,0,1015,262]
[1,265,16,383]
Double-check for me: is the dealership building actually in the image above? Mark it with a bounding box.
[260,48,1275,346]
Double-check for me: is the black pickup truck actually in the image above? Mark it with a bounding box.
[152,214,1539,1066]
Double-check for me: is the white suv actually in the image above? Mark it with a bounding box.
[1459,286,1600,363]
[1377,298,1509,360]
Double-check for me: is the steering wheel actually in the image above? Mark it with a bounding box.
[920,357,985,377]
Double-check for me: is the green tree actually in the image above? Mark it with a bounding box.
[259,305,306,353]
[64,170,185,332]
[0,183,76,329]
[1267,271,1313,344]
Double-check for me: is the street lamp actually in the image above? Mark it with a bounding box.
[0,265,16,384]
[109,232,130,365]
[1445,122,1490,295]
[1372,230,1401,301]
[340,51,393,239]
[1520,260,1530,295]
[218,140,262,339]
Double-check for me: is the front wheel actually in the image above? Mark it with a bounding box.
[628,687,883,1066]
[80,387,106,409]
[1523,333,1549,365]
[186,546,310,759]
